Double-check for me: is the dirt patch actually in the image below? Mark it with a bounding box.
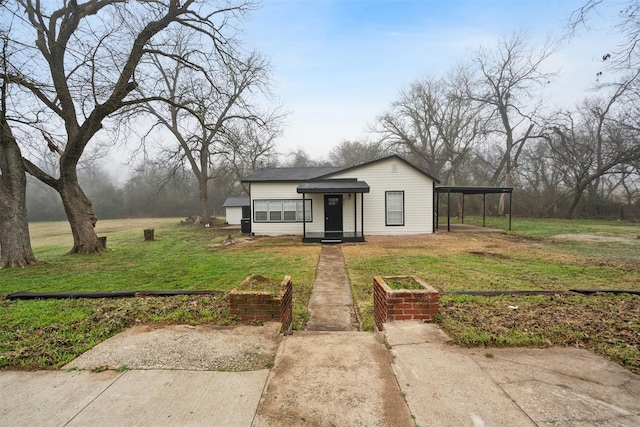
[553,233,640,244]
[208,234,256,248]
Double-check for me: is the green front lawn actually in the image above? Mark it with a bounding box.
[1,219,319,369]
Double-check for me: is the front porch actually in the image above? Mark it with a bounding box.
[302,231,365,244]
[298,179,370,244]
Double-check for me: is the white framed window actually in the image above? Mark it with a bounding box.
[254,200,268,222]
[386,191,404,226]
[283,200,297,221]
[268,200,283,221]
[253,199,312,223]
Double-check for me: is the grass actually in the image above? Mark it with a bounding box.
[343,218,640,373]
[0,295,232,370]
[0,218,319,369]
[2,216,639,373]
[382,276,425,290]
[437,293,640,374]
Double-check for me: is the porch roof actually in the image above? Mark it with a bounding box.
[297,180,371,194]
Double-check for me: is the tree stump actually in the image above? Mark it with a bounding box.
[144,229,155,241]
[98,236,107,249]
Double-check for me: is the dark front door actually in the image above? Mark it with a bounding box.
[324,195,343,235]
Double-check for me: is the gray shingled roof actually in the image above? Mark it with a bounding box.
[241,155,441,183]
[241,166,346,182]
[222,196,250,207]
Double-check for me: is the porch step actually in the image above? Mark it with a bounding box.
[321,239,342,244]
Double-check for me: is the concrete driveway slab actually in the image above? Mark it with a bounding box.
[384,321,640,427]
[467,347,640,427]
[391,340,535,426]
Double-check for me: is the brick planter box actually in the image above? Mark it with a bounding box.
[373,275,439,332]
[229,275,293,334]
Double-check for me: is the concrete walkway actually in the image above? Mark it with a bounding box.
[253,244,413,425]
[1,244,640,426]
[252,331,413,426]
[306,244,357,331]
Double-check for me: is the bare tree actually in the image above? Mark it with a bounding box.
[466,33,555,213]
[516,139,568,217]
[139,33,277,226]
[0,34,38,267]
[570,0,640,71]
[328,139,389,167]
[3,0,252,253]
[375,68,484,184]
[221,120,279,195]
[282,149,331,167]
[544,72,640,218]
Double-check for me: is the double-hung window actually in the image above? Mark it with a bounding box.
[385,191,404,226]
[254,200,268,222]
[268,200,282,221]
[253,199,312,222]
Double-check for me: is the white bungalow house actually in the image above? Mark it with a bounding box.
[241,155,440,242]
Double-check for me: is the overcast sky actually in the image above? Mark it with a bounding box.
[241,0,623,160]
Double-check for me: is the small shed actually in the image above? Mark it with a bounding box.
[223,196,250,225]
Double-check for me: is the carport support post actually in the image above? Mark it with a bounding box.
[447,189,451,232]
[435,191,439,230]
[461,194,465,224]
[483,193,486,227]
[509,191,512,231]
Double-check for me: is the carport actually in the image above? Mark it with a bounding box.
[435,186,513,231]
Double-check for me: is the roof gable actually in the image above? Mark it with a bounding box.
[320,155,440,183]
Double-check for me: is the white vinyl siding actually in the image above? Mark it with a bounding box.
[386,191,404,226]
[329,157,434,235]
[224,207,243,225]
[248,156,435,236]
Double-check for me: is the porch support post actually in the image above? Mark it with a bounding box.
[361,193,364,239]
[353,193,357,238]
[302,192,307,239]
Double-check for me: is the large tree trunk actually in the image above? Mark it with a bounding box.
[59,171,103,254]
[0,123,38,268]
[198,177,212,226]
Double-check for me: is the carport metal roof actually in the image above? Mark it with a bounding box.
[435,186,513,231]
